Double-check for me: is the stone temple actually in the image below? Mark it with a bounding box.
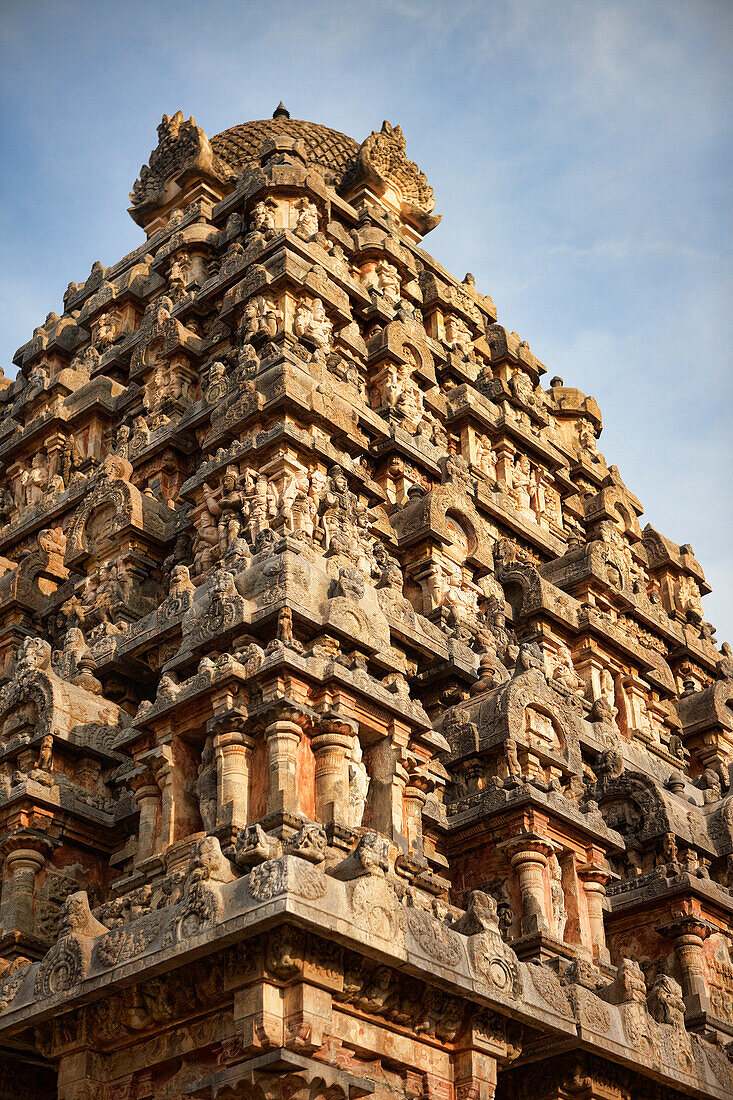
[0,104,731,1100]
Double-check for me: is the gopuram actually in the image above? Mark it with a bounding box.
[0,104,730,1100]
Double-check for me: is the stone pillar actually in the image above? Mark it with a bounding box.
[502,835,554,937]
[453,1051,497,1100]
[391,751,410,844]
[265,712,303,816]
[578,862,612,964]
[493,440,516,489]
[132,780,161,865]
[148,745,175,850]
[0,846,46,935]
[403,771,431,858]
[56,1051,106,1100]
[310,717,353,825]
[210,716,255,831]
[660,915,711,1016]
[453,1012,508,1100]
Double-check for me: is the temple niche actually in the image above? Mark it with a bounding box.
[0,105,729,1100]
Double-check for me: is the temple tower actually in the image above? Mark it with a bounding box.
[0,106,730,1100]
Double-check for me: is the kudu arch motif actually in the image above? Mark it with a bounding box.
[0,105,728,1100]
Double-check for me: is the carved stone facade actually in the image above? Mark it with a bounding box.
[0,105,729,1100]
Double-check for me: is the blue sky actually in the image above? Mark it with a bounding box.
[1,0,731,641]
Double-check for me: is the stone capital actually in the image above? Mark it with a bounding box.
[0,833,55,865]
[4,847,47,875]
[206,708,249,737]
[499,832,556,864]
[576,860,617,887]
[657,914,713,943]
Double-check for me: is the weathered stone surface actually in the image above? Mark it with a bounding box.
[0,105,729,1100]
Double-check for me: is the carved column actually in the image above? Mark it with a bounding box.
[142,735,200,849]
[577,862,612,965]
[56,1050,106,1100]
[0,843,48,936]
[503,834,554,937]
[209,713,255,832]
[453,1009,517,1100]
[391,748,410,844]
[265,710,304,816]
[130,773,160,865]
[659,914,711,1017]
[146,745,175,851]
[310,716,353,825]
[403,769,432,858]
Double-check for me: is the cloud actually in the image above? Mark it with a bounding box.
[0,0,730,638]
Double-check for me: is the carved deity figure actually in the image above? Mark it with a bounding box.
[37,734,53,773]
[548,854,567,941]
[504,738,523,781]
[577,419,598,456]
[241,295,281,342]
[677,574,703,620]
[241,468,277,545]
[204,361,229,405]
[349,738,370,828]
[374,541,403,591]
[549,641,584,695]
[38,526,67,559]
[280,468,317,540]
[192,506,220,577]
[444,314,473,354]
[647,975,685,1027]
[544,487,563,528]
[251,199,276,236]
[375,260,401,304]
[15,636,52,677]
[203,469,246,554]
[599,668,616,711]
[508,454,534,517]
[59,434,84,486]
[114,424,131,458]
[294,297,332,351]
[194,736,218,833]
[481,603,515,667]
[169,563,195,601]
[328,241,350,279]
[168,257,189,298]
[53,626,87,682]
[382,363,424,431]
[474,436,497,483]
[95,311,118,346]
[129,415,151,457]
[294,198,319,240]
[426,561,449,612]
[27,363,50,398]
[319,465,355,553]
[510,370,534,407]
[19,452,49,510]
[277,606,294,646]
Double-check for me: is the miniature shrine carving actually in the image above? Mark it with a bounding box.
[0,104,728,1100]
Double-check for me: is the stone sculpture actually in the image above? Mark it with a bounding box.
[0,104,729,1100]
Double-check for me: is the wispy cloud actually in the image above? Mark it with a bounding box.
[0,0,730,636]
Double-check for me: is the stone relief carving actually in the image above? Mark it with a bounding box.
[0,106,728,1100]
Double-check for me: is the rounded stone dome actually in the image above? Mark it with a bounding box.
[210,113,359,182]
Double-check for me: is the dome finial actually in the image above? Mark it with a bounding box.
[273,101,290,120]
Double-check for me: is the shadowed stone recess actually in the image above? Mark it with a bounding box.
[0,106,729,1100]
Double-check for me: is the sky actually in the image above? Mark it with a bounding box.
[0,0,731,641]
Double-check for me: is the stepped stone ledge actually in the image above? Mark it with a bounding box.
[0,106,729,1100]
